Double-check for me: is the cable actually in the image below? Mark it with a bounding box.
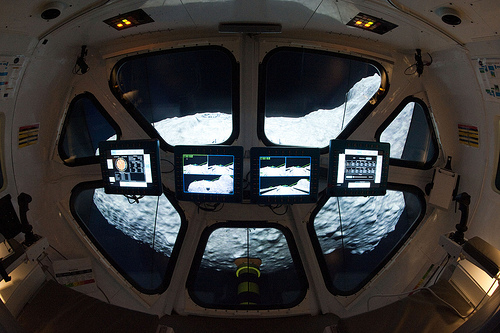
[37,256,57,281]
[124,194,144,204]
[149,195,161,289]
[268,204,288,216]
[160,158,175,174]
[340,60,351,132]
[424,254,450,288]
[151,195,160,253]
[367,287,471,318]
[37,247,112,304]
[196,202,224,212]
[49,244,68,260]
[243,170,251,190]
[96,284,111,303]
[423,287,470,318]
[336,197,346,266]
[404,49,433,76]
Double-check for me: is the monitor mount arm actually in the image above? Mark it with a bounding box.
[451,192,471,244]
[18,193,38,247]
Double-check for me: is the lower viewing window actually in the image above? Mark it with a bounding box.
[308,185,425,295]
[187,222,308,309]
[70,182,185,294]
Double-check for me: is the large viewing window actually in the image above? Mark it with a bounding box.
[187,222,308,309]
[308,184,425,295]
[70,182,186,294]
[258,47,387,150]
[58,92,121,166]
[376,97,439,169]
[110,46,239,151]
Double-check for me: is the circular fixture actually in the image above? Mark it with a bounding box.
[434,7,462,26]
[442,13,462,25]
[40,2,67,20]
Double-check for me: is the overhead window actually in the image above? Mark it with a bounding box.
[187,222,308,309]
[58,92,121,166]
[258,47,387,151]
[308,184,425,295]
[110,46,239,151]
[376,97,439,169]
[70,182,186,294]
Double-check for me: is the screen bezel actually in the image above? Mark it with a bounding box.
[327,140,390,197]
[99,139,163,196]
[250,147,320,204]
[174,145,244,203]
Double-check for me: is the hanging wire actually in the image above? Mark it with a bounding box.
[341,90,349,132]
[268,204,288,216]
[160,158,175,174]
[423,254,451,288]
[124,194,144,204]
[246,227,250,261]
[404,50,433,76]
[150,195,161,289]
[246,227,250,305]
[336,197,347,267]
[243,170,251,190]
[340,59,352,133]
[196,202,224,212]
[36,245,111,303]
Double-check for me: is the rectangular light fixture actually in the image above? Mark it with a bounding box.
[219,22,282,34]
[347,12,397,35]
[103,9,154,31]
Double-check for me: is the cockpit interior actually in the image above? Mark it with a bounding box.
[1,0,500,332]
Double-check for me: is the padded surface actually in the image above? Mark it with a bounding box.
[17,281,159,333]
[463,237,500,277]
[16,280,338,333]
[158,313,339,333]
[338,280,473,333]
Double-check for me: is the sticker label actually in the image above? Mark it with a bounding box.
[0,56,25,100]
[458,124,479,148]
[18,124,39,148]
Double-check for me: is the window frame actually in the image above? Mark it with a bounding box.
[69,180,187,294]
[0,113,5,192]
[109,45,240,152]
[375,96,439,169]
[495,116,500,193]
[257,46,389,153]
[307,183,426,296]
[186,220,309,310]
[58,92,122,167]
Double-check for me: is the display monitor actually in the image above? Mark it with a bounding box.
[99,139,162,196]
[174,145,244,203]
[250,147,320,204]
[327,140,390,197]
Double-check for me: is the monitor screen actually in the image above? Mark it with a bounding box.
[327,140,390,197]
[174,145,244,203]
[250,147,320,204]
[99,139,162,196]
